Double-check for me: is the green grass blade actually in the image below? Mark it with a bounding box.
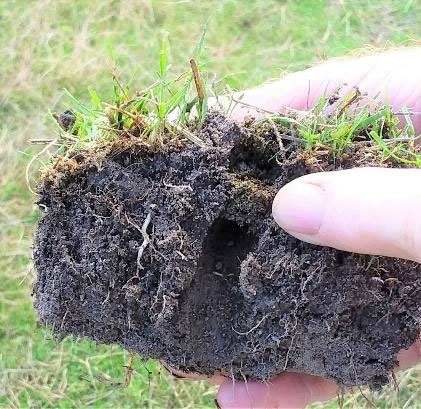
[63,88,92,116]
[160,32,168,78]
[194,16,211,60]
[88,87,102,110]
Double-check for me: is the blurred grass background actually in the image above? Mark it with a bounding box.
[0,0,420,408]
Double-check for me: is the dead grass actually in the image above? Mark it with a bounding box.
[0,0,420,407]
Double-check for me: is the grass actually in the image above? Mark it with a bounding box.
[38,60,421,181]
[1,0,420,408]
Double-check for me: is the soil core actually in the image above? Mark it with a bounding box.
[34,113,421,389]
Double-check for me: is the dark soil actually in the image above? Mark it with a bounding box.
[34,112,421,389]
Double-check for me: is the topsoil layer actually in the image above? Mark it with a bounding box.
[34,113,421,389]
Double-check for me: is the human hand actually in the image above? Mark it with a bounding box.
[226,47,421,133]
[214,48,421,409]
[163,49,421,408]
[214,167,421,409]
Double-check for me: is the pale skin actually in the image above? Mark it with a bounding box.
[166,48,421,409]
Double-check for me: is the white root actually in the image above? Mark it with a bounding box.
[232,314,269,336]
[125,211,152,275]
[136,212,152,274]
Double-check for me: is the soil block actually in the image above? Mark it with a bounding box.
[34,112,421,389]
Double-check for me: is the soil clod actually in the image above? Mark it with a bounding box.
[34,112,421,389]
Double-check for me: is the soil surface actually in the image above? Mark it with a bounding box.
[34,113,421,389]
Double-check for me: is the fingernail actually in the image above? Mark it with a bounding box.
[272,182,326,235]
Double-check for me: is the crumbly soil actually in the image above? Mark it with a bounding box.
[34,112,421,389]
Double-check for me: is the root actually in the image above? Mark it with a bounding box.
[232,314,268,336]
[229,363,236,390]
[125,211,152,275]
[92,353,136,389]
[239,367,252,405]
[300,265,323,300]
[60,308,70,330]
[347,346,377,408]
[283,334,296,371]
[167,122,207,148]
[391,371,400,393]
[358,386,376,408]
[137,212,152,273]
[26,139,57,195]
[231,97,276,115]
[337,387,346,409]
[163,179,193,192]
[150,269,164,316]
[266,117,285,154]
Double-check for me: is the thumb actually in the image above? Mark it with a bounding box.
[272,167,421,262]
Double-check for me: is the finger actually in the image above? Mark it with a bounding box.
[229,48,421,132]
[216,372,338,409]
[272,167,421,262]
[215,339,421,409]
[397,338,421,370]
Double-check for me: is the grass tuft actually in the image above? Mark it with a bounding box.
[56,60,209,154]
[251,87,421,166]
[37,67,421,183]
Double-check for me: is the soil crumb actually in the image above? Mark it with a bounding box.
[34,112,421,389]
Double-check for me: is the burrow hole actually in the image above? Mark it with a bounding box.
[201,218,256,281]
[181,218,257,352]
[229,136,282,182]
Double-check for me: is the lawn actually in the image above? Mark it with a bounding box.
[0,0,420,408]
